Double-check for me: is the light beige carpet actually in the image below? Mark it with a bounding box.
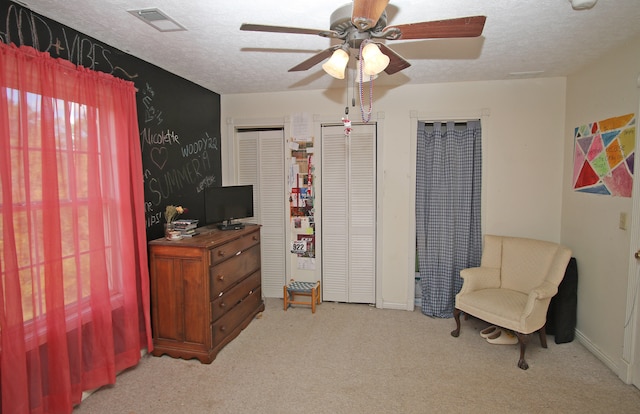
[74,298,640,414]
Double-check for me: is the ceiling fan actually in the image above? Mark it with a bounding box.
[240,0,486,77]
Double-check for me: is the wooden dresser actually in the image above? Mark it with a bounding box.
[148,224,264,363]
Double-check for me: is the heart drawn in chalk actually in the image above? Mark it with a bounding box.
[151,147,168,170]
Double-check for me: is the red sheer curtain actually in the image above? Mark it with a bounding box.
[0,42,152,413]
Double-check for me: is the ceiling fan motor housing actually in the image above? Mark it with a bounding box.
[330,3,388,49]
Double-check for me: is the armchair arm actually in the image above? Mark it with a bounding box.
[522,281,559,318]
[531,281,559,300]
[458,267,501,294]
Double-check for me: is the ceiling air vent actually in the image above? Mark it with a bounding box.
[128,8,186,32]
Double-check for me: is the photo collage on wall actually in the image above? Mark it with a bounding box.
[289,129,315,267]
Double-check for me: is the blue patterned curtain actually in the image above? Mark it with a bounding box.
[416,121,482,318]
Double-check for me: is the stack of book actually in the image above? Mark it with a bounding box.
[172,219,199,238]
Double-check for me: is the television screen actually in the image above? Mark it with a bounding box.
[204,185,254,230]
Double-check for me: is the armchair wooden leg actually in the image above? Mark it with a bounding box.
[515,332,531,370]
[451,308,462,337]
[538,325,548,348]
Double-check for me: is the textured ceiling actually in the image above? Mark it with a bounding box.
[16,0,640,95]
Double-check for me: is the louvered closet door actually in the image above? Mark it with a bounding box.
[237,129,286,298]
[321,124,376,303]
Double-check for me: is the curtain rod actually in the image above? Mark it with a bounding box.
[422,119,480,125]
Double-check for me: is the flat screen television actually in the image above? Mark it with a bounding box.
[204,185,254,230]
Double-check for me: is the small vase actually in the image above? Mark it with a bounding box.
[165,222,183,241]
[165,222,174,240]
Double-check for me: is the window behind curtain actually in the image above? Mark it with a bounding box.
[4,89,121,326]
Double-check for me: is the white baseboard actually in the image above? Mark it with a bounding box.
[574,328,628,382]
[383,300,414,310]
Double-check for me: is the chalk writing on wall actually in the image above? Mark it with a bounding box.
[1,1,223,240]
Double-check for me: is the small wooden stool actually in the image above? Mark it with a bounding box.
[284,280,321,313]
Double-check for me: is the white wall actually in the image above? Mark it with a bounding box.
[222,77,567,309]
[562,34,640,379]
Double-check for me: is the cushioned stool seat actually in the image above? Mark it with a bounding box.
[284,280,321,313]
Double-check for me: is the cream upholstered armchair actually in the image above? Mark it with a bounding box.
[451,235,572,369]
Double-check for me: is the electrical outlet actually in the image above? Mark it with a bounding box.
[619,212,628,230]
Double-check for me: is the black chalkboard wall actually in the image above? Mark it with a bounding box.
[0,0,222,241]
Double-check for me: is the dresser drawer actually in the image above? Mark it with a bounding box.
[209,231,260,266]
[212,287,262,346]
[211,270,261,322]
[210,244,261,298]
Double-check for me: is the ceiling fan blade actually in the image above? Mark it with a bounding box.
[240,23,339,38]
[377,44,411,75]
[384,16,486,40]
[288,46,340,72]
[352,0,390,31]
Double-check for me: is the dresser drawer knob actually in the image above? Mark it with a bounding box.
[217,250,226,257]
[220,302,226,308]
[253,235,258,241]
[220,326,226,332]
[218,274,224,281]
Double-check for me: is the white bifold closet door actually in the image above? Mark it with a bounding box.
[321,124,376,303]
[237,129,286,298]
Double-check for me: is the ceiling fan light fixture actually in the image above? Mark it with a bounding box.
[355,73,376,83]
[356,59,378,83]
[361,43,390,76]
[322,48,350,79]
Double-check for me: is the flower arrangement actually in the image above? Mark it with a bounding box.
[165,205,187,223]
